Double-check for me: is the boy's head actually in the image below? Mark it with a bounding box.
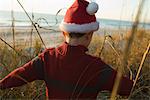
[63,32,94,47]
[59,0,99,46]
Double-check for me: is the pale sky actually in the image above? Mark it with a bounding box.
[0,0,150,22]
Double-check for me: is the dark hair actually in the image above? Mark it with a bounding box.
[68,32,86,38]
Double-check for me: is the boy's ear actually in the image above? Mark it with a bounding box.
[85,33,91,40]
[63,32,66,36]
[63,32,69,37]
[86,32,93,39]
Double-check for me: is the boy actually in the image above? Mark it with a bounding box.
[0,0,133,99]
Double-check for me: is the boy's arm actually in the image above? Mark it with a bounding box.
[0,56,44,90]
[99,63,133,96]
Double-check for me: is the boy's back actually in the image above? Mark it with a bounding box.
[0,42,133,99]
[42,42,104,98]
[38,42,133,98]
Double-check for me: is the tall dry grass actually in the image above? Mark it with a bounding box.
[90,29,150,99]
[0,29,150,99]
[0,39,46,99]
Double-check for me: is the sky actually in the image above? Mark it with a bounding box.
[0,0,150,22]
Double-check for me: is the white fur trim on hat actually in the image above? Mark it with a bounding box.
[59,21,99,33]
[86,2,99,15]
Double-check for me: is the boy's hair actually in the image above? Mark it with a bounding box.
[63,32,86,38]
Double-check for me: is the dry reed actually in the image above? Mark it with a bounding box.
[110,0,146,99]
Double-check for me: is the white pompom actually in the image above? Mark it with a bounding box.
[86,2,99,15]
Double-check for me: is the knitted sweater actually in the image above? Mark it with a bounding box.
[0,42,133,99]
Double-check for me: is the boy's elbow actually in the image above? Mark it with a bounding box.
[0,80,6,90]
[118,78,134,97]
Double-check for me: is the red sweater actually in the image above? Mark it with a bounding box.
[0,42,133,99]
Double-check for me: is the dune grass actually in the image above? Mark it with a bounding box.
[0,28,149,99]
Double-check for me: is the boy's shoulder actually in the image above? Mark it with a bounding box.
[84,53,107,67]
[38,47,56,58]
[44,47,56,53]
[84,52,101,61]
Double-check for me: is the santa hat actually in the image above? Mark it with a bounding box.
[59,0,99,34]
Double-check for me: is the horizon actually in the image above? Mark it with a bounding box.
[0,10,150,30]
[0,10,150,24]
[0,0,150,22]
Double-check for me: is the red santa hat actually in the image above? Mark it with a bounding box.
[59,0,99,34]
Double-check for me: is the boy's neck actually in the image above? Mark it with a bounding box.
[65,37,88,47]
